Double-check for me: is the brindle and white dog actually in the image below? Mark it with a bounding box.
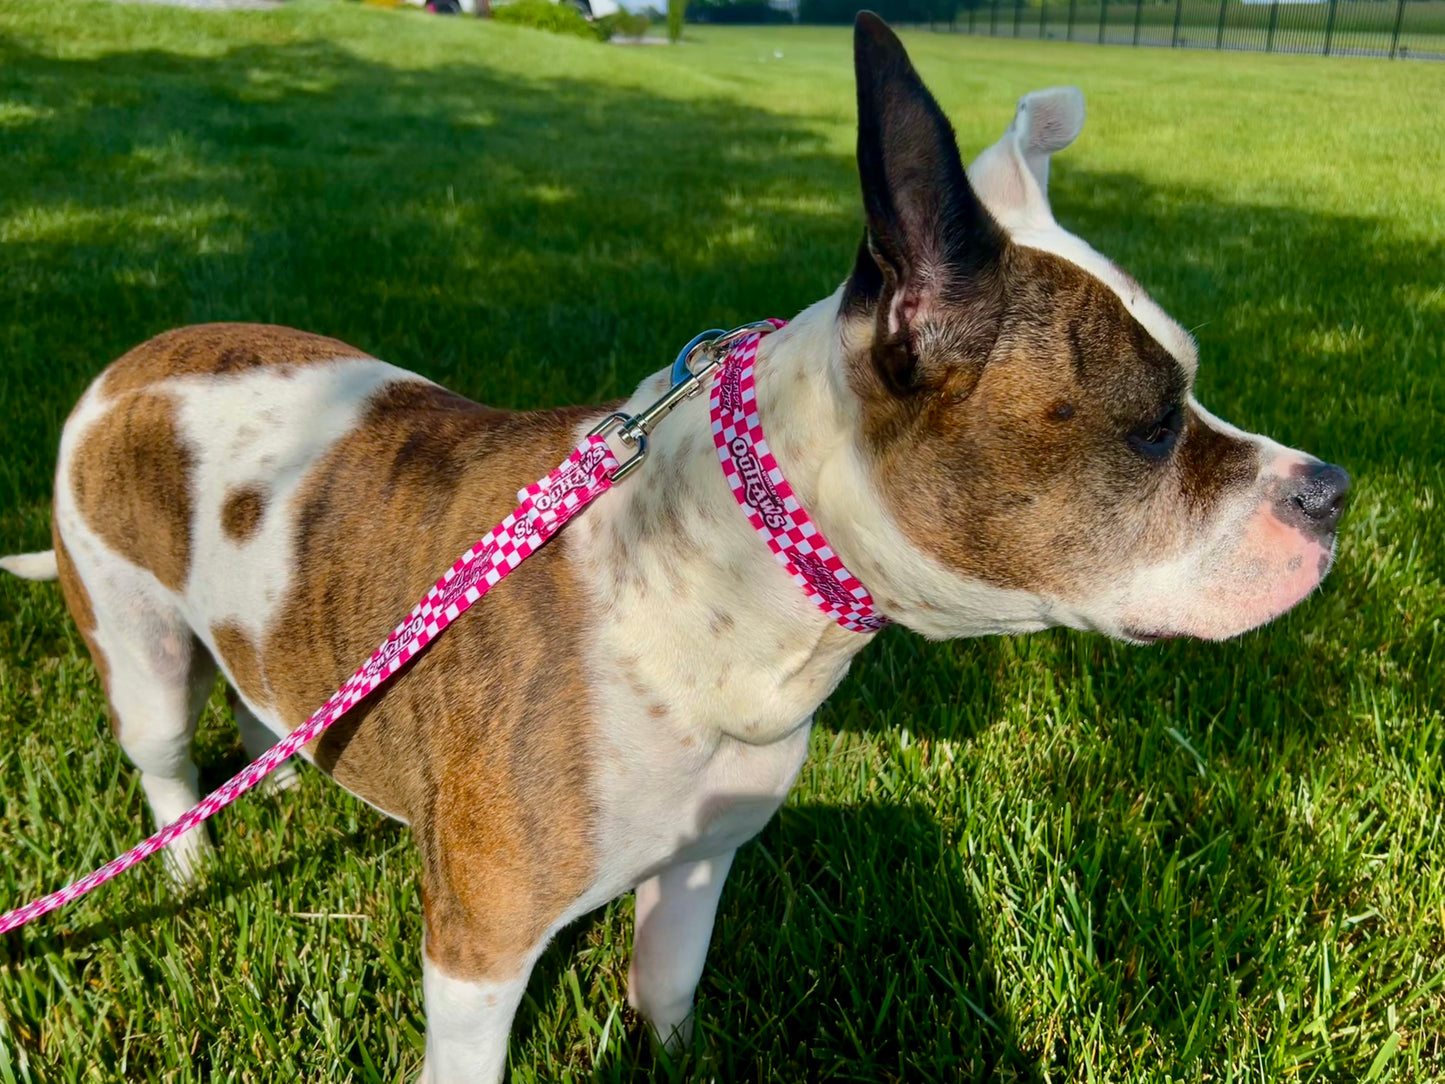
[2,14,1347,1081]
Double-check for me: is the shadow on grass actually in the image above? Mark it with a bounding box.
[523,801,1046,1084]
[0,811,408,963]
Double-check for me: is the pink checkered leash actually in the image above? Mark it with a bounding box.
[1,320,885,935]
[0,436,620,935]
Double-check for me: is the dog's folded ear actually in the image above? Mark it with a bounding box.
[845,13,1005,396]
[967,86,1085,232]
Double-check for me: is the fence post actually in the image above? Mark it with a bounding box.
[1265,0,1279,49]
[1098,0,1108,42]
[1215,0,1227,49]
[1040,0,1049,38]
[1133,0,1144,43]
[1322,0,1337,53]
[1171,0,1184,45]
[1389,0,1406,56]
[991,0,999,35]
[1067,0,1077,38]
[1013,0,1023,36]
[969,2,976,33]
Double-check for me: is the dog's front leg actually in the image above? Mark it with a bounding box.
[627,849,736,1050]
[420,946,537,1084]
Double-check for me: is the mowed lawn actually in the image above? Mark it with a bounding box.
[1,3,1442,1081]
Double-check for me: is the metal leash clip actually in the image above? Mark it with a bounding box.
[590,320,779,482]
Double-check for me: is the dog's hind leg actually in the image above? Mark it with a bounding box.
[229,688,299,793]
[106,616,218,884]
[54,536,218,884]
[627,849,737,1050]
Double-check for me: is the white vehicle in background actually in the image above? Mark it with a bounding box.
[416,0,621,16]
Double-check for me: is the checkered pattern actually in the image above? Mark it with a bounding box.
[711,330,889,635]
[0,435,620,936]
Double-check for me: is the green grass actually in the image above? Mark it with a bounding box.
[0,3,1442,1081]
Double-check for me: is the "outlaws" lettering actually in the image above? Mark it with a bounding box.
[730,436,787,530]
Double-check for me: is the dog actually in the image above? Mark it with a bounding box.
[1,13,1347,1081]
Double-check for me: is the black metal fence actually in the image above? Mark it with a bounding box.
[931,0,1445,58]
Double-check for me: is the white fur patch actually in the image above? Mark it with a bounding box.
[169,358,426,669]
[422,951,537,1084]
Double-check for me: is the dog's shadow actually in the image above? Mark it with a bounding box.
[520,799,1045,1084]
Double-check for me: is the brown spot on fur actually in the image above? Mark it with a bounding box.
[71,391,195,592]
[221,485,266,543]
[101,323,373,398]
[52,527,115,731]
[648,702,668,719]
[707,610,734,635]
[252,380,615,980]
[1176,408,1258,515]
[212,620,268,706]
[661,557,691,597]
[622,663,649,699]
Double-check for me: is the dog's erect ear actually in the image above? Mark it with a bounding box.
[967,86,1085,232]
[845,13,1005,395]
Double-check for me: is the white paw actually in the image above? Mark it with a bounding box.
[628,988,695,1053]
[255,759,300,796]
[162,825,214,886]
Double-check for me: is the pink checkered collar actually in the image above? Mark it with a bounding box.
[709,328,889,634]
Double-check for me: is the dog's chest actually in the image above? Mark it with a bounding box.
[563,471,863,899]
[579,620,844,897]
[585,697,815,902]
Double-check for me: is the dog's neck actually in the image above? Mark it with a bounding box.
[570,291,874,745]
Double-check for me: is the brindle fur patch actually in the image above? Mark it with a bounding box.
[221,485,267,543]
[211,620,269,707]
[253,382,607,980]
[851,243,1259,598]
[71,391,195,593]
[101,323,373,398]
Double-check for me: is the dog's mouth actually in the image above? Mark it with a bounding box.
[1121,627,1187,645]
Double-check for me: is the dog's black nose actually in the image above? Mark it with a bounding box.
[1279,462,1350,536]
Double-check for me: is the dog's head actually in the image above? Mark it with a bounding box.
[839,14,1347,643]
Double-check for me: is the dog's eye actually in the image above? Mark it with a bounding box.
[1128,404,1184,460]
